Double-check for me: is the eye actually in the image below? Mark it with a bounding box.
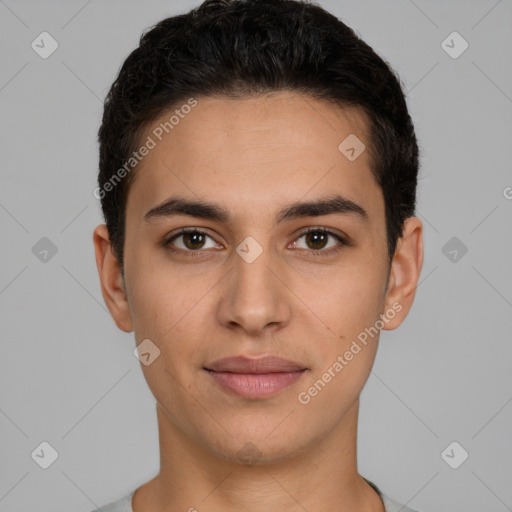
[290,227,347,255]
[164,228,219,253]
[163,227,347,256]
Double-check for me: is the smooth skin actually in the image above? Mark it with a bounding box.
[94,91,423,512]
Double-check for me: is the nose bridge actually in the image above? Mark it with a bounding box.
[219,236,289,333]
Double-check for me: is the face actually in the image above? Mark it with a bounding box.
[94,91,423,465]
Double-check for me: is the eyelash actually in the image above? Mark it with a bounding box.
[163,227,348,257]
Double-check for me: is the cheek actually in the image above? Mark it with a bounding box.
[300,262,386,394]
[125,251,191,338]
[127,270,211,374]
[297,283,383,415]
[309,263,386,336]
[126,274,166,338]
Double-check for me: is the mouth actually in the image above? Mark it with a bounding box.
[204,355,307,399]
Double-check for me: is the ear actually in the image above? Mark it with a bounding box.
[382,216,424,330]
[93,224,133,332]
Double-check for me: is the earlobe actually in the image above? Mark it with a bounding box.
[382,216,424,331]
[93,224,134,333]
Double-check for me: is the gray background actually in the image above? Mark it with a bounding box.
[1,0,511,511]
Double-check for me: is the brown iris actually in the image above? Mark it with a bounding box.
[303,231,329,250]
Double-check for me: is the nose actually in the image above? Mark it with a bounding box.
[216,240,292,336]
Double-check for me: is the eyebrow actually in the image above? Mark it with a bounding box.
[143,194,369,225]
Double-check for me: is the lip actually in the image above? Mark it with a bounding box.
[204,356,307,399]
[206,355,306,373]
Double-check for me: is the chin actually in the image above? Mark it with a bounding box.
[204,427,311,467]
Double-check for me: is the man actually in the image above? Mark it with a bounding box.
[92,0,424,510]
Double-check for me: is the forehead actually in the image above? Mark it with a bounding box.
[126,92,383,225]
